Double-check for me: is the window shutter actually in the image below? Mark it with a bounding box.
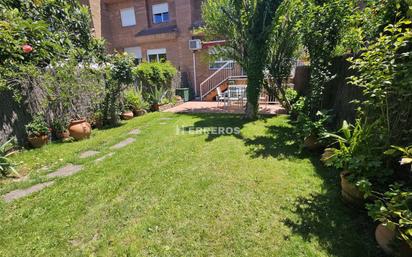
[120,7,136,27]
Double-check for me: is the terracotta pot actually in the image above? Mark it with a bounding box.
[28,134,48,148]
[304,134,323,151]
[121,111,134,120]
[375,224,412,256]
[151,103,160,112]
[133,109,147,117]
[68,119,91,140]
[340,171,364,206]
[57,130,70,139]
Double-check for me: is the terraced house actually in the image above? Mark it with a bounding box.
[80,0,246,100]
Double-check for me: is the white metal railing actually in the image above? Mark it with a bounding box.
[200,61,245,100]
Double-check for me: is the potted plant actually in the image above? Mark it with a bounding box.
[385,145,412,182]
[367,184,412,256]
[149,86,168,112]
[0,137,20,177]
[51,118,70,140]
[120,109,134,120]
[68,117,92,140]
[321,120,387,206]
[25,115,49,148]
[90,111,104,129]
[294,111,331,151]
[124,87,149,116]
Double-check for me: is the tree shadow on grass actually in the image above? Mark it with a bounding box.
[177,113,266,142]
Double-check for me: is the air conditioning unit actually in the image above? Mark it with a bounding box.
[189,39,202,50]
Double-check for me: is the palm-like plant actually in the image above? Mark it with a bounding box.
[0,137,19,177]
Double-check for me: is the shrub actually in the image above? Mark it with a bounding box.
[367,184,412,249]
[294,110,332,144]
[132,61,177,93]
[0,137,19,177]
[25,114,49,137]
[124,87,149,112]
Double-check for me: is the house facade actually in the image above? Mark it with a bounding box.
[80,0,240,99]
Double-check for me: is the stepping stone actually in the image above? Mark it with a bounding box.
[128,129,141,135]
[159,122,168,125]
[3,181,55,203]
[160,118,172,120]
[79,150,100,159]
[110,138,136,150]
[94,152,115,163]
[47,164,83,178]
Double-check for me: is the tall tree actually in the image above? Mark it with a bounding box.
[265,0,302,112]
[203,0,283,119]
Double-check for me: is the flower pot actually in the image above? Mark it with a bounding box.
[303,134,323,151]
[28,134,48,148]
[133,109,147,116]
[68,119,91,140]
[151,103,160,112]
[340,171,364,206]
[121,111,134,120]
[57,130,70,140]
[375,224,412,256]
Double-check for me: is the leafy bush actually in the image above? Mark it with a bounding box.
[124,87,149,112]
[25,114,49,137]
[149,86,169,106]
[294,110,332,143]
[321,120,391,187]
[0,137,19,177]
[367,184,412,249]
[132,61,177,92]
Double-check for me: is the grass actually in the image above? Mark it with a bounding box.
[0,113,383,256]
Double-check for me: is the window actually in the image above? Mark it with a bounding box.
[147,48,167,62]
[152,3,169,24]
[124,46,142,64]
[120,7,136,27]
[209,48,233,70]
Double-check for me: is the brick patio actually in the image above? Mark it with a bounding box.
[164,101,286,115]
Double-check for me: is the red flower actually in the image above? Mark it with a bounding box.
[22,44,33,54]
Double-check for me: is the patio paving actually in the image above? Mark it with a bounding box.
[164,101,285,115]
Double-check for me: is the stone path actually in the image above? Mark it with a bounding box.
[110,138,136,149]
[3,127,142,202]
[128,129,141,135]
[46,164,83,178]
[79,150,100,159]
[95,152,115,163]
[159,117,173,120]
[2,181,55,203]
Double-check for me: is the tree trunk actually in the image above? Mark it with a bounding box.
[244,54,264,120]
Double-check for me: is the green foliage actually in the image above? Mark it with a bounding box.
[265,0,302,112]
[124,87,149,112]
[51,117,68,134]
[367,184,412,248]
[0,137,19,177]
[385,145,412,167]
[0,0,105,100]
[149,86,168,105]
[103,53,137,126]
[349,20,412,148]
[25,114,49,137]
[294,110,332,143]
[321,120,391,185]
[132,61,176,92]
[203,0,283,119]
[300,0,354,116]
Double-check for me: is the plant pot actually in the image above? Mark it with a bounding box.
[68,119,91,140]
[28,134,48,148]
[57,130,70,140]
[303,134,323,151]
[340,171,364,206]
[375,224,412,256]
[133,109,147,116]
[121,111,134,120]
[151,103,160,112]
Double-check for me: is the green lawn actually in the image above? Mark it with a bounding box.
[0,113,383,256]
